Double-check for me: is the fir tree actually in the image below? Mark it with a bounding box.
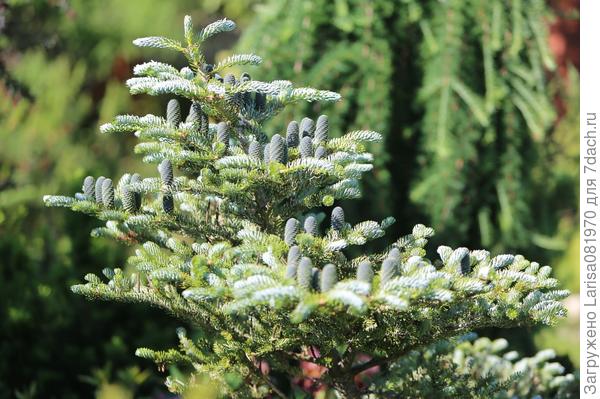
[44,16,576,398]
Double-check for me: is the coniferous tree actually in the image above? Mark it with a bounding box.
[45,16,576,398]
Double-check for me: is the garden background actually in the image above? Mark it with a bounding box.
[0,0,579,397]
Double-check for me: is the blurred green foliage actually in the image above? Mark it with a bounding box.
[0,1,256,397]
[239,0,578,261]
